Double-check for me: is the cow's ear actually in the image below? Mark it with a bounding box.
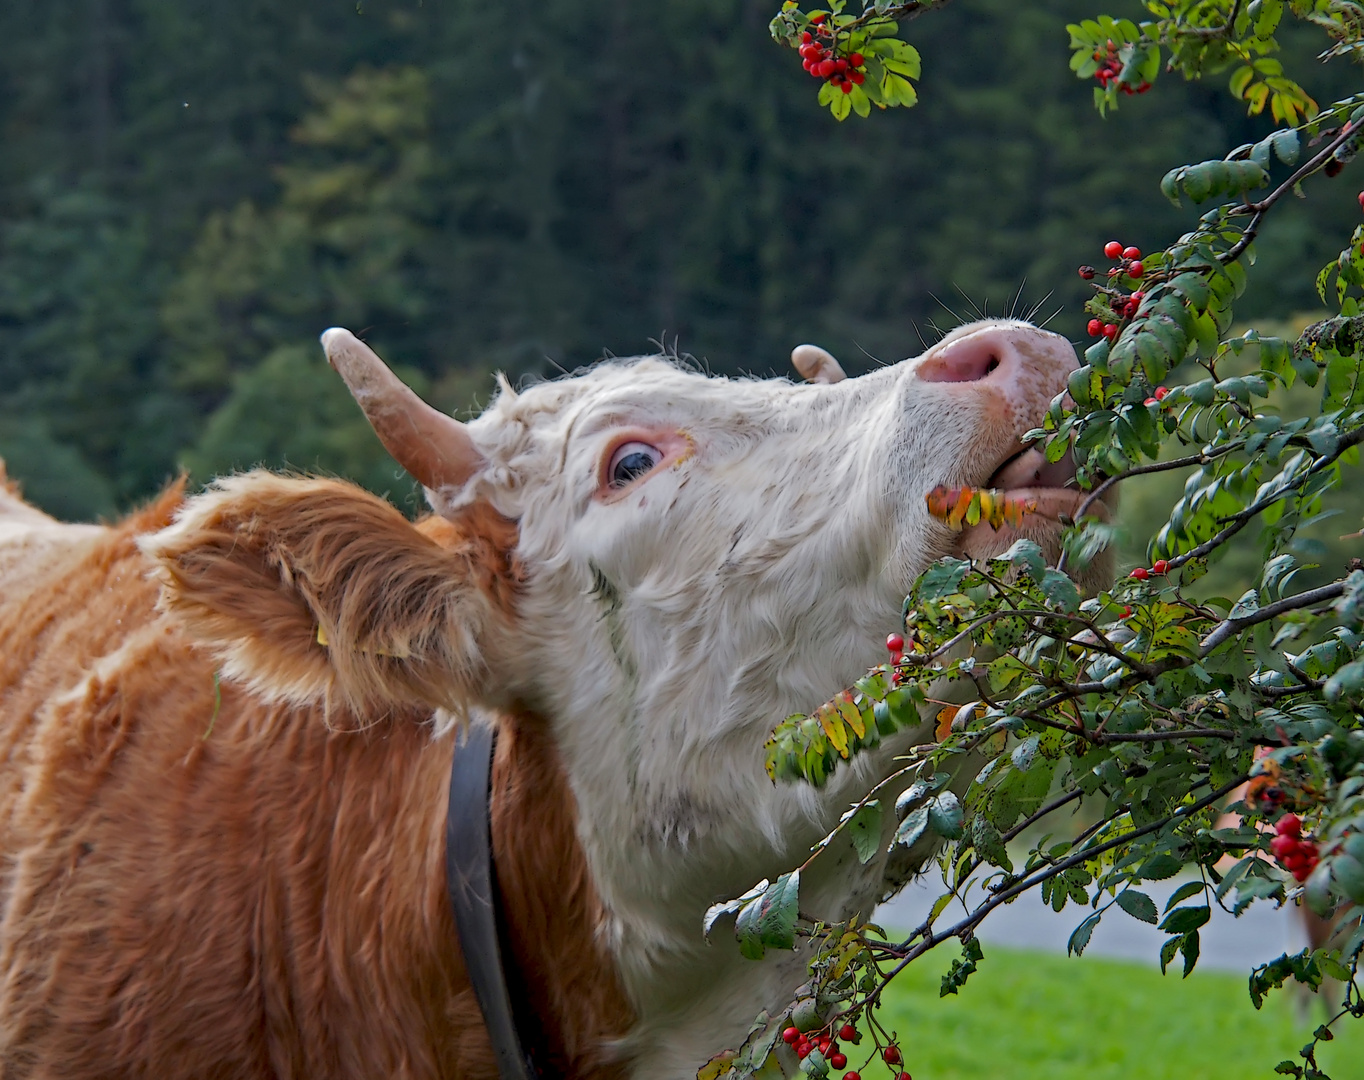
[140,472,520,714]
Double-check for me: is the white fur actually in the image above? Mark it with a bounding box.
[438,319,1080,1077]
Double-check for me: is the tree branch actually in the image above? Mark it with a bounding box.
[867,775,1247,1002]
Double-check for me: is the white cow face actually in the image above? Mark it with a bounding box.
[311,320,1107,869]
[403,318,1107,862]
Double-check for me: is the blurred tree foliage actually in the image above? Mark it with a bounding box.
[0,0,1359,518]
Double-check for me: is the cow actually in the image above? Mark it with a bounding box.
[0,319,1105,1080]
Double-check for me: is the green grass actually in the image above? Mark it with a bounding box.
[847,946,1364,1080]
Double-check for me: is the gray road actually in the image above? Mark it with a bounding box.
[874,869,1305,970]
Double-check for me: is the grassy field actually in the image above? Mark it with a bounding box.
[845,946,1363,1080]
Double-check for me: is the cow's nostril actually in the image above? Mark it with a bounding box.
[917,333,1014,384]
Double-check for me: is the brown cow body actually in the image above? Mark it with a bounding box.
[0,483,629,1080]
[0,321,1102,1079]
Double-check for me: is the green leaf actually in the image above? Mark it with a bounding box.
[1115,889,1158,924]
[844,801,883,864]
[1068,911,1102,956]
[1137,853,1183,880]
[1164,880,1205,912]
[971,816,1010,869]
[735,870,801,959]
[1038,568,1080,612]
[1159,905,1210,935]
[918,558,970,601]
[927,791,964,840]
[1180,929,1201,977]
[895,805,930,849]
[849,83,871,119]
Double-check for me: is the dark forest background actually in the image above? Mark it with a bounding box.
[1,0,1358,523]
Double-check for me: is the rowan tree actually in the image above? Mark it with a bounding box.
[705,5,1364,1079]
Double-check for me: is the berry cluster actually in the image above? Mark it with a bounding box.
[886,632,905,664]
[780,1024,909,1080]
[1143,385,1170,407]
[798,16,866,95]
[1082,241,1146,339]
[1268,813,1319,882]
[1128,559,1169,581]
[1091,40,1151,95]
[1103,240,1145,280]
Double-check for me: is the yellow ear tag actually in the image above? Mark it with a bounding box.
[314,624,407,659]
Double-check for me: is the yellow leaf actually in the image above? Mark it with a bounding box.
[934,706,956,742]
[697,1050,737,1080]
[818,704,850,758]
[836,694,865,739]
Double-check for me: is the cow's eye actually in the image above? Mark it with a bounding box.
[608,442,663,487]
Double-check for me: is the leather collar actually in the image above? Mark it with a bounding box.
[445,722,539,1080]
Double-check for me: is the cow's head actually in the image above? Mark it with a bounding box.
[144,318,1108,919]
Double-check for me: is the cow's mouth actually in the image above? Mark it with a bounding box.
[980,442,1110,523]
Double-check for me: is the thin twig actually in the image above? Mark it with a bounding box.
[1099,727,1234,743]
[1167,425,1364,572]
[999,788,1084,843]
[1074,444,1243,523]
[1222,118,1360,264]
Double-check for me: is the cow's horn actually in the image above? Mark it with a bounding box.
[791,343,846,384]
[320,328,485,492]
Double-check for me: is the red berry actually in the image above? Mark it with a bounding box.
[1104,241,1123,259]
[850,52,864,66]
[1293,865,1313,882]
[834,58,848,72]
[1357,191,1363,211]
[1153,385,1168,400]
[1270,835,1298,859]
[849,71,865,84]
[1128,261,1145,278]
[1277,813,1302,838]
[1131,290,1146,304]
[1152,559,1168,574]
[796,1041,812,1059]
[1102,323,1118,339]
[840,80,853,93]
[803,59,815,72]
[1120,605,1133,619]
[886,632,905,653]
[810,12,826,22]
[1129,567,1150,580]
[1078,265,1096,280]
[802,31,813,43]
[818,59,836,77]
[1122,246,1142,261]
[884,1047,902,1066]
[899,1074,912,1080]
[1144,397,1158,406]
[839,1023,857,1041]
[1087,318,1103,337]
[830,1054,848,1070]
[783,1027,800,1045]
[845,1074,861,1080]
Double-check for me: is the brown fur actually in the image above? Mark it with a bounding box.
[0,478,633,1079]
[143,473,523,717]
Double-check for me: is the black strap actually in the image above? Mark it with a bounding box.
[445,722,538,1080]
